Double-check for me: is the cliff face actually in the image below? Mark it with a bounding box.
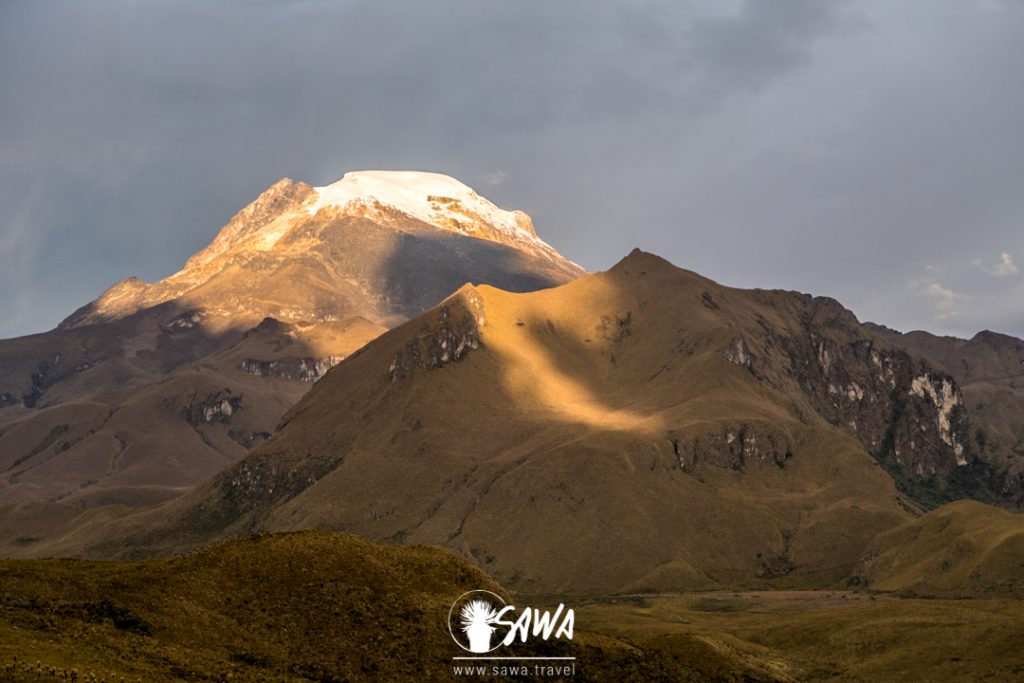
[387,288,486,382]
[780,312,968,477]
[867,324,1024,506]
[700,288,973,499]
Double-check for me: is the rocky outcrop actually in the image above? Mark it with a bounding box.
[164,310,206,332]
[722,336,753,369]
[789,334,967,478]
[726,294,972,484]
[597,311,633,343]
[865,324,1024,507]
[388,290,485,381]
[756,529,796,579]
[671,422,793,473]
[181,391,243,426]
[23,355,65,408]
[239,356,340,383]
[209,446,347,524]
[227,429,273,450]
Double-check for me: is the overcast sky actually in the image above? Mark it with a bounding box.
[2,0,1023,339]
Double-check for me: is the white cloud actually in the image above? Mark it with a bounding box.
[911,277,966,320]
[481,170,507,187]
[975,251,1019,277]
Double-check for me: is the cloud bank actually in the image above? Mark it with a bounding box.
[1,0,1023,338]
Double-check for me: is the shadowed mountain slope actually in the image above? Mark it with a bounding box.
[0,317,384,507]
[866,324,1024,506]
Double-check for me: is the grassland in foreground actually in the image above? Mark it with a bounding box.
[1,531,1023,681]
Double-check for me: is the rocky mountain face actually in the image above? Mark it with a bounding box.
[866,324,1024,506]
[0,172,583,514]
[713,292,971,486]
[62,250,987,595]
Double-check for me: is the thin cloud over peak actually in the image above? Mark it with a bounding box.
[909,276,967,321]
[974,252,1019,277]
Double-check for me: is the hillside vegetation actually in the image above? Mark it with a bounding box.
[854,499,1024,597]
[0,531,776,682]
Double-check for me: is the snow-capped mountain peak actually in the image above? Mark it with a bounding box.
[57,171,583,330]
[310,170,538,242]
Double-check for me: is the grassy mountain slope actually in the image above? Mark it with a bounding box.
[63,250,982,595]
[853,499,1024,597]
[2,531,1022,682]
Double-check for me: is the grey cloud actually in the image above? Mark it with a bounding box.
[685,0,864,98]
[1,0,1022,339]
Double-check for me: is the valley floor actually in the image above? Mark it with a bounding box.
[573,590,1024,682]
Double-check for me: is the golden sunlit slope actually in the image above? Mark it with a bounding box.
[0,532,775,682]
[853,499,1024,597]
[75,250,979,595]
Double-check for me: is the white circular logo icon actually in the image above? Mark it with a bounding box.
[448,589,508,653]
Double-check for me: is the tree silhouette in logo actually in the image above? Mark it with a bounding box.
[460,599,500,653]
